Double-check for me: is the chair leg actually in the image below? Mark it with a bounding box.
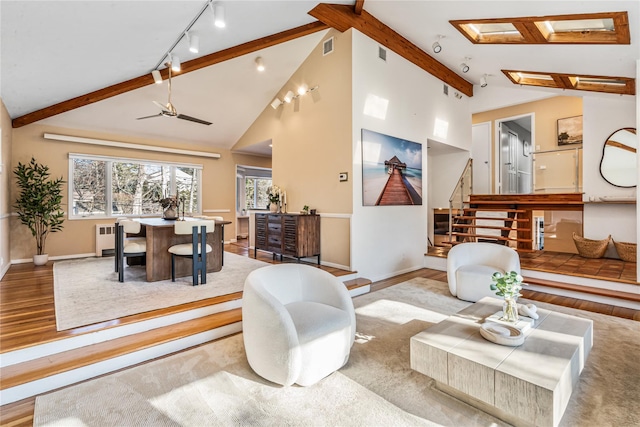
[192,255,198,286]
[201,252,207,285]
[171,254,176,282]
[118,255,124,282]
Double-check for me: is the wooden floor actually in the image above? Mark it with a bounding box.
[1,243,639,426]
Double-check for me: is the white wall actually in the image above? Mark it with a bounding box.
[350,30,471,281]
[583,95,637,259]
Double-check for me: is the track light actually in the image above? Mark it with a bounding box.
[271,98,282,109]
[186,32,199,53]
[432,35,444,53]
[170,54,181,72]
[255,57,265,72]
[211,3,225,28]
[151,70,162,84]
[283,90,295,103]
[297,84,308,95]
[460,57,470,73]
[480,75,488,87]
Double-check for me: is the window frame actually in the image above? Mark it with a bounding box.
[68,153,203,219]
[244,176,272,211]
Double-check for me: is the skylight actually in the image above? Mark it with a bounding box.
[503,70,635,95]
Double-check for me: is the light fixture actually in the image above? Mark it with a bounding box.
[186,32,199,53]
[297,84,308,95]
[255,57,265,72]
[211,3,225,28]
[283,91,295,103]
[151,70,162,84]
[270,98,282,109]
[170,54,181,72]
[432,35,444,53]
[460,57,471,73]
[480,74,488,87]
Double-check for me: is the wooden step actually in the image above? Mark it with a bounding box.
[450,232,532,243]
[0,309,242,391]
[448,241,534,252]
[451,224,530,232]
[454,215,530,222]
[523,276,640,303]
[463,208,526,213]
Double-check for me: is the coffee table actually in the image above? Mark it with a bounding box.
[410,297,593,427]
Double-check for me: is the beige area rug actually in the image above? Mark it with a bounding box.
[53,253,268,331]
[36,278,640,426]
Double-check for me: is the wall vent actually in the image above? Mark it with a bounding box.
[443,84,449,96]
[323,37,334,56]
[95,223,116,257]
[378,46,387,61]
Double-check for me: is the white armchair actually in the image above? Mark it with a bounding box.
[242,264,356,387]
[447,242,521,302]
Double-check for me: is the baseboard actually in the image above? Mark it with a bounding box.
[0,261,10,280]
[11,253,97,264]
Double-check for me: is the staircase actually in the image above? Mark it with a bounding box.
[450,206,532,250]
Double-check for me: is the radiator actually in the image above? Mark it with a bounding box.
[95,223,116,257]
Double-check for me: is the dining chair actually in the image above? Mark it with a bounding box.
[114,217,145,273]
[196,216,225,265]
[116,220,147,282]
[168,219,215,286]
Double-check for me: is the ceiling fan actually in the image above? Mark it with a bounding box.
[137,64,212,126]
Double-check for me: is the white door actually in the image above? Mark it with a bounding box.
[500,124,518,194]
[472,122,491,194]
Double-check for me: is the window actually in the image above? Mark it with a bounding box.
[245,177,272,210]
[70,154,202,218]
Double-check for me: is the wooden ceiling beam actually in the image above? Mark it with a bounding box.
[309,3,473,97]
[12,21,329,128]
[354,0,365,15]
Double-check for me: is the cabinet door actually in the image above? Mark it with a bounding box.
[255,214,267,249]
[267,215,283,253]
[283,215,298,255]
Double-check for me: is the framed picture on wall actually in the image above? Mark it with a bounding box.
[557,115,583,145]
[523,140,531,156]
[361,129,423,206]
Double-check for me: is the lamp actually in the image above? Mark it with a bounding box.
[432,35,444,53]
[460,57,470,73]
[480,75,488,87]
[211,3,225,28]
[151,70,162,84]
[297,84,308,95]
[271,98,283,109]
[283,91,295,103]
[186,32,199,53]
[170,54,181,72]
[255,57,265,72]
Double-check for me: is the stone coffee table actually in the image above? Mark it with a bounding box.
[410,297,593,427]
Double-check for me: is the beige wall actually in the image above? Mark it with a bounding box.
[234,29,353,268]
[472,96,583,192]
[10,124,270,261]
[1,99,12,276]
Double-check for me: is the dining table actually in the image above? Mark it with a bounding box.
[136,217,231,282]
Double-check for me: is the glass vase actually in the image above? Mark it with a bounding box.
[501,297,519,323]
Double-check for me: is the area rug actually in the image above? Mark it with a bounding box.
[53,253,268,331]
[36,278,640,426]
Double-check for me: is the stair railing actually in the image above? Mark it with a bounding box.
[448,159,473,243]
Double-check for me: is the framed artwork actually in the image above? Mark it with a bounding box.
[523,140,531,156]
[361,129,423,206]
[557,115,583,145]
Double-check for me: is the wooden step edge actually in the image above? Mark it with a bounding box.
[523,276,640,303]
[454,216,530,222]
[0,397,34,427]
[0,308,242,391]
[344,278,372,290]
[464,208,527,213]
[451,225,530,231]
[450,233,532,242]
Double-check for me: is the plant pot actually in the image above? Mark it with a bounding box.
[33,254,49,266]
[269,204,278,213]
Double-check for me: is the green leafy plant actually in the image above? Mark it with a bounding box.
[490,271,525,299]
[13,157,65,255]
[302,205,309,214]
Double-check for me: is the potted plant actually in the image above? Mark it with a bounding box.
[13,157,65,265]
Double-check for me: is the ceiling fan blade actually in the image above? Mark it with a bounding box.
[136,113,163,120]
[177,114,212,126]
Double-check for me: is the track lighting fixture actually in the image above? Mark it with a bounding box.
[271,98,283,109]
[255,57,265,72]
[186,32,199,54]
[169,54,181,72]
[297,84,308,95]
[432,35,444,53]
[211,3,225,28]
[151,70,162,84]
[283,91,295,103]
[460,57,471,73]
[480,74,488,87]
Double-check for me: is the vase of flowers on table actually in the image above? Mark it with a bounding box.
[267,185,283,213]
[158,194,180,220]
[490,271,525,323]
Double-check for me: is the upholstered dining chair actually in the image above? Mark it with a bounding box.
[242,264,356,387]
[196,215,225,265]
[114,217,145,273]
[116,220,147,282]
[446,242,521,302]
[168,219,215,286]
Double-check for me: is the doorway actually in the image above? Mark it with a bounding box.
[496,114,534,194]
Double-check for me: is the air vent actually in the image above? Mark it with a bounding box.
[443,84,449,96]
[323,37,334,56]
[378,46,387,61]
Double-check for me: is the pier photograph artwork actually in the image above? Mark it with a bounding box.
[361,129,423,206]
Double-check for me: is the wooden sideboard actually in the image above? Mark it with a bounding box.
[254,213,320,264]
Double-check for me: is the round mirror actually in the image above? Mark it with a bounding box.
[599,128,637,188]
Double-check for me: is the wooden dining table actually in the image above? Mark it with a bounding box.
[136,218,230,282]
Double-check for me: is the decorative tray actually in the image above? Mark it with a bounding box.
[479,322,524,347]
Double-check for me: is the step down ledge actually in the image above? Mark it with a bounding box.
[0,322,242,406]
[0,299,242,369]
